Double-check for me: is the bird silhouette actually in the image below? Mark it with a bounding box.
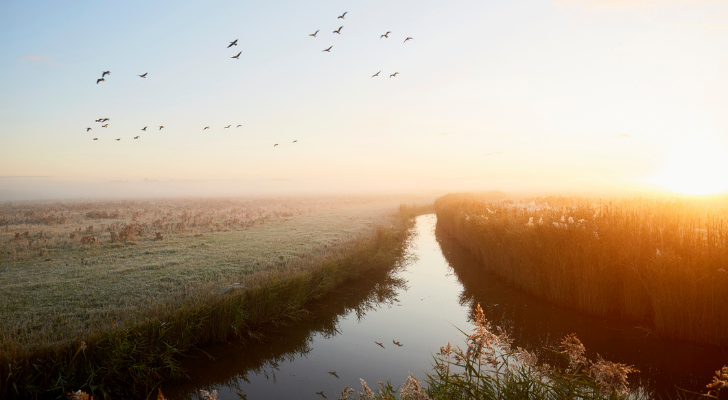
[309,30,319,37]
[224,125,231,129]
[404,37,413,43]
[375,341,385,349]
[115,138,120,141]
[372,71,381,77]
[241,375,250,384]
[328,371,339,378]
[293,140,297,143]
[316,391,327,399]
[141,126,147,131]
[134,136,140,139]
[274,143,279,147]
[338,11,347,19]
[333,26,343,34]
[390,72,399,78]
[96,78,105,84]
[381,31,391,38]
[236,124,242,128]
[236,393,247,400]
[159,126,164,130]
[139,72,147,78]
[102,124,108,128]
[203,126,210,130]
[323,46,332,52]
[86,127,92,132]
[101,118,109,122]
[93,138,98,140]
[228,39,238,48]
[95,119,102,122]
[232,51,241,59]
[393,340,403,347]
[102,71,110,77]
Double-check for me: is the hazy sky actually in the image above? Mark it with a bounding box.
[1,0,727,198]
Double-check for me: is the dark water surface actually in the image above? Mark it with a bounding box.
[165,214,727,399]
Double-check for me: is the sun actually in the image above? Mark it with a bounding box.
[649,137,728,196]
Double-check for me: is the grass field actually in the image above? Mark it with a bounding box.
[0,195,431,399]
[435,192,728,346]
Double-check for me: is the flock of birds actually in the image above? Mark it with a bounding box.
[87,10,413,146]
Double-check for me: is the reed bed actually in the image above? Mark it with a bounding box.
[435,193,728,346]
[0,197,426,399]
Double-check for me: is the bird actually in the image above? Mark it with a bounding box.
[115,138,120,141]
[381,31,391,38]
[232,51,241,59]
[241,375,250,384]
[102,124,109,128]
[102,71,110,77]
[159,126,164,130]
[316,391,327,399]
[93,138,98,140]
[309,30,319,37]
[139,72,147,78]
[338,11,347,19]
[273,143,279,147]
[86,127,92,132]
[372,71,380,77]
[390,72,399,78]
[333,26,343,34]
[393,340,403,347]
[228,39,238,48]
[96,78,105,84]
[101,118,109,122]
[134,136,139,139]
[328,371,339,378]
[224,125,231,129]
[375,341,385,348]
[323,46,332,52]
[95,119,102,122]
[293,140,297,143]
[236,124,242,128]
[404,37,413,43]
[203,126,210,130]
[141,126,147,131]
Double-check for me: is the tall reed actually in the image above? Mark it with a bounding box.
[435,194,728,345]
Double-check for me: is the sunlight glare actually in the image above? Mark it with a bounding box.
[649,137,728,196]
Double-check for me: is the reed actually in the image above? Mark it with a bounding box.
[0,202,423,399]
[434,193,728,346]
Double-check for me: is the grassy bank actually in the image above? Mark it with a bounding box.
[435,193,728,346]
[0,199,425,399]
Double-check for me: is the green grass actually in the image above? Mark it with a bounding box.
[0,196,431,399]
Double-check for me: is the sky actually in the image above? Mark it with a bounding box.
[1,0,728,199]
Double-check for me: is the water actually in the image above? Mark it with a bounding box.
[165,214,727,399]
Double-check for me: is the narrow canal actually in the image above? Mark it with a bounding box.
[165,214,727,399]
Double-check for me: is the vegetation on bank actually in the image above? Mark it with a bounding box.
[0,200,423,399]
[434,193,728,346]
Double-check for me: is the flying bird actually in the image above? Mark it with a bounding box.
[309,30,319,37]
[372,71,380,77]
[390,72,399,78]
[96,78,105,84]
[102,71,110,77]
[159,126,164,130]
[102,124,108,128]
[101,118,109,122]
[224,125,231,129]
[393,340,403,347]
[333,26,343,34]
[375,341,385,349]
[228,39,238,48]
[338,11,347,19]
[293,140,297,143]
[231,51,241,59]
[86,127,92,132]
[134,136,139,139]
[236,124,242,128]
[141,126,147,131]
[404,37,413,43]
[322,46,332,52]
[115,138,120,141]
[273,143,278,147]
[139,72,147,78]
[316,392,327,399]
[93,138,98,140]
[381,31,391,38]
[203,126,210,130]
[95,119,102,122]
[327,371,339,378]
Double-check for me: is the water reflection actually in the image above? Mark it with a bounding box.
[435,220,728,397]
